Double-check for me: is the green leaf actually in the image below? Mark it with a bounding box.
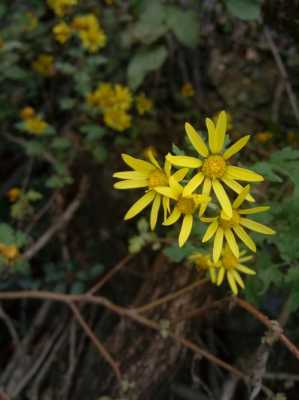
[165,7,199,48]
[225,0,261,21]
[26,190,42,202]
[51,137,72,150]
[59,97,76,110]
[80,124,106,140]
[127,46,167,89]
[0,224,15,244]
[23,141,46,157]
[163,243,196,263]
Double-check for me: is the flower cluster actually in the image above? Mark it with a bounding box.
[20,106,48,135]
[32,54,55,77]
[113,111,275,295]
[136,93,153,116]
[47,0,78,17]
[71,14,107,52]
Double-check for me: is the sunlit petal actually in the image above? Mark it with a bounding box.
[114,179,148,189]
[213,227,224,262]
[124,191,155,220]
[185,122,209,157]
[166,154,202,168]
[224,229,239,258]
[205,118,217,153]
[239,206,270,215]
[214,110,226,153]
[122,153,155,173]
[226,165,264,182]
[183,172,204,196]
[202,220,219,242]
[179,214,193,247]
[227,271,238,295]
[223,135,250,160]
[212,179,232,218]
[232,185,250,209]
[232,225,256,252]
[150,194,161,230]
[113,171,147,180]
[164,207,181,226]
[240,218,276,235]
[221,177,255,202]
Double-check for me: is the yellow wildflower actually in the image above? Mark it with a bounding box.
[213,111,233,131]
[103,109,131,132]
[201,185,275,262]
[166,111,263,218]
[24,116,48,135]
[72,14,106,53]
[20,106,35,120]
[32,54,55,76]
[87,83,132,115]
[216,245,255,295]
[113,85,132,111]
[189,252,217,283]
[47,0,78,16]
[113,150,188,230]
[181,83,195,98]
[255,131,273,144]
[24,12,38,31]
[53,22,72,44]
[136,93,153,115]
[155,177,211,247]
[6,188,22,202]
[0,243,20,263]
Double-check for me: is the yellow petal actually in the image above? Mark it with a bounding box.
[169,176,184,195]
[172,168,189,182]
[232,185,250,209]
[150,194,161,230]
[227,270,238,295]
[183,172,204,196]
[225,165,264,182]
[223,135,250,160]
[162,196,170,221]
[166,154,202,168]
[122,154,155,173]
[179,214,193,247]
[232,270,245,288]
[205,118,217,153]
[240,218,276,235]
[113,171,147,180]
[154,186,178,200]
[124,191,155,220]
[212,179,232,218]
[114,179,148,189]
[164,159,171,177]
[236,264,256,275]
[217,267,225,285]
[147,149,161,169]
[201,216,218,223]
[238,206,270,215]
[213,227,224,262]
[202,220,219,242]
[209,266,217,283]
[221,177,255,202]
[232,225,256,252]
[214,110,227,153]
[185,122,209,157]
[224,229,239,258]
[199,177,212,216]
[164,207,181,226]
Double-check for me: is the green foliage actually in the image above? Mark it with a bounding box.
[224,0,261,21]
[128,218,160,254]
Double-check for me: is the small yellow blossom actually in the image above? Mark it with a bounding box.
[181,83,195,98]
[32,54,55,76]
[72,14,106,53]
[189,252,217,283]
[216,245,255,295]
[113,85,132,111]
[113,150,188,230]
[104,109,131,132]
[213,111,233,131]
[0,243,20,263]
[24,12,38,31]
[20,106,35,120]
[201,185,275,262]
[166,111,263,219]
[53,22,72,44]
[47,0,78,16]
[255,131,273,144]
[6,188,22,202]
[87,83,132,114]
[24,116,48,135]
[136,93,153,115]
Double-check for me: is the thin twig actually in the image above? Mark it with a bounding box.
[0,304,21,349]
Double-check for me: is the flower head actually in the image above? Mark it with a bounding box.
[136,93,153,115]
[24,116,48,135]
[0,243,20,263]
[201,185,275,262]
[20,106,35,120]
[6,188,22,202]
[103,109,131,132]
[53,22,72,44]
[166,111,263,218]
[113,150,188,230]
[47,0,78,16]
[72,14,106,52]
[181,83,195,98]
[189,251,217,283]
[32,54,55,76]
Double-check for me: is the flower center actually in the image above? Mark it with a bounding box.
[148,169,168,188]
[219,210,240,229]
[192,254,211,270]
[222,251,238,270]
[202,155,226,178]
[177,196,196,215]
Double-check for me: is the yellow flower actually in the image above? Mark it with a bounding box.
[181,83,195,98]
[32,54,55,76]
[255,131,273,144]
[213,111,232,131]
[24,12,38,31]
[20,106,35,120]
[113,85,132,111]
[113,150,188,230]
[24,116,48,135]
[0,243,20,263]
[201,185,275,262]
[216,245,255,295]
[87,83,115,109]
[166,111,263,218]
[143,146,158,160]
[72,14,106,52]
[189,252,217,283]
[47,0,78,16]
[155,177,211,247]
[136,93,153,115]
[53,22,72,44]
[103,109,131,131]
[6,188,22,202]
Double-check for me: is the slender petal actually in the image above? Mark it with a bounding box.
[155,186,178,200]
[124,191,155,220]
[240,218,276,235]
[223,135,250,160]
[212,179,232,218]
[217,267,225,285]
[122,154,155,173]
[166,154,202,168]
[201,216,218,223]
[164,207,181,225]
[172,168,189,182]
[213,227,224,262]
[232,225,256,252]
[114,179,148,189]
[164,159,171,177]
[179,214,193,247]
[147,149,161,169]
[169,176,184,196]
[209,266,217,283]
[162,196,170,221]
[232,185,250,209]
[113,171,147,180]
[236,264,256,275]
[214,110,227,153]
[150,194,161,230]
[226,165,264,182]
[183,172,204,196]
[221,177,255,202]
[202,220,219,242]
[185,122,209,157]
[227,271,238,294]
[224,229,239,258]
[239,206,270,215]
[205,118,217,153]
[199,177,212,216]
[232,270,245,288]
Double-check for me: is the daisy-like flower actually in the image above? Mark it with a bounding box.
[201,185,275,262]
[166,111,263,218]
[155,177,211,247]
[189,251,217,283]
[113,150,188,230]
[216,245,255,295]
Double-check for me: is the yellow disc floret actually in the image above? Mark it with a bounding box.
[219,210,240,230]
[202,155,226,178]
[177,196,196,215]
[148,170,168,188]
